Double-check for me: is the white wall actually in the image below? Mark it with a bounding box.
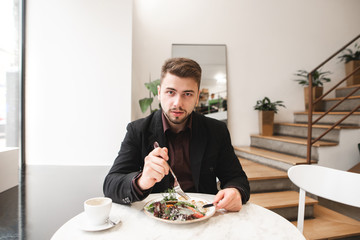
[132,0,360,148]
[318,129,360,170]
[25,165,110,239]
[26,0,132,165]
[0,148,19,193]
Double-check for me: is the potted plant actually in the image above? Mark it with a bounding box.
[338,43,360,86]
[254,97,285,136]
[294,69,331,111]
[139,79,161,114]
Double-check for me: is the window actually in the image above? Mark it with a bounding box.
[0,0,22,149]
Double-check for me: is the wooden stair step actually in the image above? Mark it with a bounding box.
[292,205,360,240]
[295,111,360,115]
[276,122,360,129]
[323,95,360,101]
[349,162,360,174]
[250,191,318,210]
[336,84,360,98]
[293,111,360,127]
[235,146,316,165]
[238,158,288,181]
[251,134,338,147]
[337,84,360,90]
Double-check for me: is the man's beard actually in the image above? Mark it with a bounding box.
[163,108,191,125]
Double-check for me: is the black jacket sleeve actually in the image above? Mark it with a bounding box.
[215,122,250,203]
[103,122,149,204]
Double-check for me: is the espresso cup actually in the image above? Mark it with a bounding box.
[84,197,112,226]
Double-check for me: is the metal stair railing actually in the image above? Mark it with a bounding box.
[307,34,360,164]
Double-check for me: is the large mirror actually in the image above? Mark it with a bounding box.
[172,44,228,123]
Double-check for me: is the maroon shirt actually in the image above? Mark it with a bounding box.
[132,113,196,195]
[162,113,195,192]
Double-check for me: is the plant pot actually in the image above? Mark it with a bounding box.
[345,60,360,86]
[304,87,324,112]
[258,110,274,136]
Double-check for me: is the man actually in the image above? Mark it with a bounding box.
[103,58,250,211]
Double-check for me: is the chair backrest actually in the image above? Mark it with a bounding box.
[288,165,360,233]
[288,165,360,208]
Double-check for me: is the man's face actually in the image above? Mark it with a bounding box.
[158,73,200,128]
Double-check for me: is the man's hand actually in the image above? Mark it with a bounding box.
[136,147,170,191]
[213,188,243,212]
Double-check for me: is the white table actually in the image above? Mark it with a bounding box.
[51,193,305,240]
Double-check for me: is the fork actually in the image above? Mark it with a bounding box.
[153,141,191,200]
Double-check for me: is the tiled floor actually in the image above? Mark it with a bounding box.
[0,165,111,240]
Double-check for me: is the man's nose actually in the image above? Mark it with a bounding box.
[173,94,182,107]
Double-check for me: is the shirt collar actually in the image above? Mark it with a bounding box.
[162,111,192,134]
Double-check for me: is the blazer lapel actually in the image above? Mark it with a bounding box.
[189,113,207,191]
[148,110,167,149]
[147,110,171,189]
[148,111,206,191]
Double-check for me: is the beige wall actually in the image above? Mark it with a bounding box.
[132,0,360,147]
[24,0,360,165]
[26,0,132,165]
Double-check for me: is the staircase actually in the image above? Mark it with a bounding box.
[235,84,360,239]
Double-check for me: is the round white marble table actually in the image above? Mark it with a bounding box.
[51,193,305,240]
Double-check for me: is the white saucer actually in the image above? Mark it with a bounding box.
[77,212,120,232]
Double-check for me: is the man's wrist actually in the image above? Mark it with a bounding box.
[132,172,152,200]
[225,186,247,204]
[135,172,154,191]
[132,172,148,195]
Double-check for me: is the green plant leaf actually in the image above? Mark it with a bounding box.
[145,79,161,96]
[254,97,286,113]
[139,98,153,113]
[293,69,332,87]
[338,42,360,63]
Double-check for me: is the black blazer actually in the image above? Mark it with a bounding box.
[103,110,250,204]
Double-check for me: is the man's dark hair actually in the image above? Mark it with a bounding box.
[161,58,202,89]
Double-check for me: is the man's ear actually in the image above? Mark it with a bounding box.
[196,89,200,106]
[157,85,161,101]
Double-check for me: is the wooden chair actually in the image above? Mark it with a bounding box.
[287,165,360,233]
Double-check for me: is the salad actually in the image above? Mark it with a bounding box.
[145,189,208,221]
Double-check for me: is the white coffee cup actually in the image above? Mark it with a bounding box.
[84,197,112,226]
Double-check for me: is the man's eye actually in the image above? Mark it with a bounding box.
[185,92,193,97]
[167,91,174,95]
